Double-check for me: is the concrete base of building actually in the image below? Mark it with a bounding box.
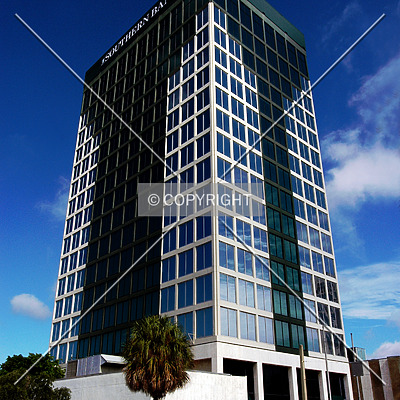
[54,370,248,400]
[191,340,353,400]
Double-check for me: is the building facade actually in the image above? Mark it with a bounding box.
[50,0,353,398]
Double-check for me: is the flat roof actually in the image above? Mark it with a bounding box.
[247,0,305,48]
[85,0,305,82]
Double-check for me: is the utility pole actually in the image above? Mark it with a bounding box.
[322,325,331,400]
[351,333,362,400]
[300,344,308,400]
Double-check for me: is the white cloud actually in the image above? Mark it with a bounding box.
[339,261,400,320]
[349,53,400,143]
[324,137,400,209]
[322,52,400,212]
[37,176,70,221]
[371,341,400,359]
[11,293,51,320]
[388,309,400,330]
[322,2,362,44]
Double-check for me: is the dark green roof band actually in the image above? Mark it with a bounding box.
[245,0,305,49]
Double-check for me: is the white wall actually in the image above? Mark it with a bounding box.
[54,370,247,400]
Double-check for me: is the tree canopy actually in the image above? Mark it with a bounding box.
[123,315,194,400]
[0,353,70,400]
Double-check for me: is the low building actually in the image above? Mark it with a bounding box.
[350,355,400,400]
[55,355,247,400]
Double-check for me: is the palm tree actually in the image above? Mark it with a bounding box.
[122,315,194,400]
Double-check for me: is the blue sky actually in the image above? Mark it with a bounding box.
[1,0,399,363]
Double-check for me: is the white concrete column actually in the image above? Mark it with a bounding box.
[343,371,354,400]
[380,359,392,400]
[253,362,264,400]
[288,366,299,400]
[211,356,223,373]
[319,371,329,400]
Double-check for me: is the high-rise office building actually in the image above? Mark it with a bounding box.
[50,0,353,398]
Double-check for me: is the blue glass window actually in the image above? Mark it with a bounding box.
[197,88,210,111]
[219,241,235,270]
[221,307,237,337]
[197,274,212,303]
[183,58,195,80]
[182,78,194,101]
[214,26,226,48]
[197,157,211,183]
[161,286,175,312]
[197,241,212,271]
[178,280,193,308]
[181,98,194,122]
[246,108,259,129]
[216,109,230,133]
[232,119,246,142]
[177,312,193,338]
[215,66,228,88]
[233,142,247,166]
[237,249,252,276]
[234,167,248,190]
[215,47,227,67]
[293,198,305,219]
[253,227,268,253]
[197,66,209,88]
[52,322,60,342]
[240,312,256,340]
[197,110,210,134]
[301,272,313,295]
[180,143,194,168]
[197,27,209,49]
[230,57,242,78]
[179,249,194,277]
[255,256,269,281]
[321,233,332,253]
[162,256,176,283]
[229,38,241,59]
[257,285,271,311]
[197,133,210,158]
[218,213,234,239]
[236,219,252,247]
[231,98,245,120]
[167,130,178,152]
[196,307,213,337]
[217,157,231,183]
[231,77,243,98]
[214,5,226,28]
[239,279,255,307]
[220,273,236,303]
[163,228,176,253]
[312,251,324,273]
[244,69,256,88]
[259,316,274,344]
[298,245,311,269]
[216,88,229,110]
[196,215,212,240]
[217,133,231,157]
[319,211,329,231]
[245,87,257,108]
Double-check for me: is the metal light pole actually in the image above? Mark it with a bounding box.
[322,325,332,400]
[300,344,308,400]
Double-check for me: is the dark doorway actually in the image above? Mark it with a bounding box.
[223,358,255,400]
[329,372,346,400]
[263,364,290,400]
[297,369,320,400]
